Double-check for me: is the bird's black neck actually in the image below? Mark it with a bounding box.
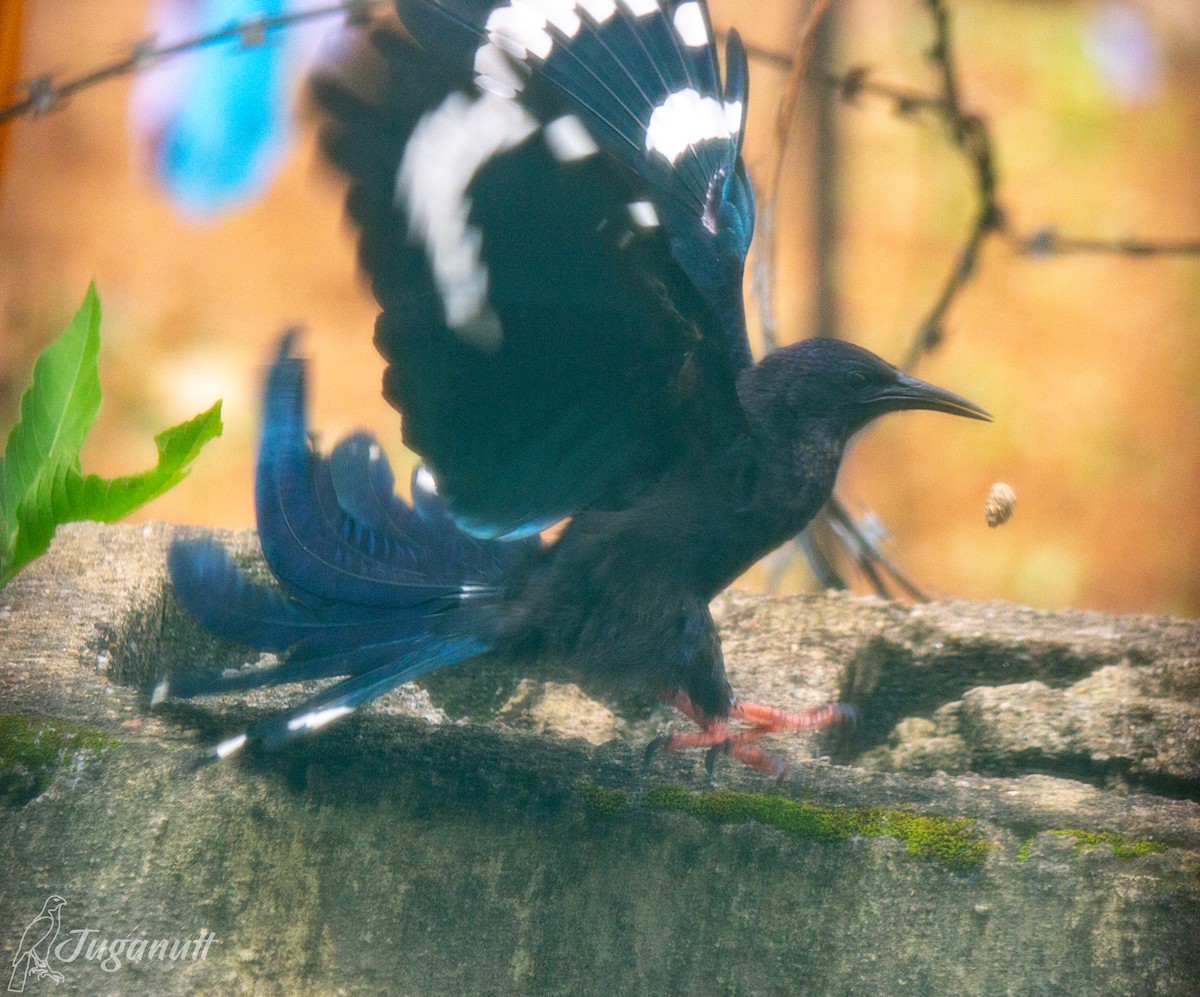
[695,406,846,597]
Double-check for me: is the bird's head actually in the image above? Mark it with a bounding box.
[743,337,990,441]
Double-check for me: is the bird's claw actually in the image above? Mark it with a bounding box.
[836,703,862,729]
[643,733,671,766]
[646,693,857,776]
[704,741,726,776]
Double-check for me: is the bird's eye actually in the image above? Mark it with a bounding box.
[846,370,869,389]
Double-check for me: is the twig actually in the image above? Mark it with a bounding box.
[770,0,837,195]
[826,498,928,601]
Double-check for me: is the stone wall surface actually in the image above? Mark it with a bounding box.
[0,523,1197,996]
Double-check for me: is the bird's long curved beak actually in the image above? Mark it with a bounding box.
[871,372,992,421]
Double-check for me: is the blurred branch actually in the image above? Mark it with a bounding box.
[809,8,841,342]
[0,0,385,126]
[750,0,836,354]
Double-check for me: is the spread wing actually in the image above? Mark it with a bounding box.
[311,1,755,538]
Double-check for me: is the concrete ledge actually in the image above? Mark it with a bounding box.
[1,523,1198,995]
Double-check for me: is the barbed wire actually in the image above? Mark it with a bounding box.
[0,0,387,126]
[746,0,1198,380]
[745,0,1197,600]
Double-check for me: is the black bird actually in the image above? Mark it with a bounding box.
[163,0,989,772]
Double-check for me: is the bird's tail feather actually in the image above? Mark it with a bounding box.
[200,632,487,761]
[254,330,532,608]
[163,333,534,752]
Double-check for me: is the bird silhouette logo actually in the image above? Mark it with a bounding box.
[8,897,65,992]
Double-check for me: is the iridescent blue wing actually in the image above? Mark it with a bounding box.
[252,333,534,599]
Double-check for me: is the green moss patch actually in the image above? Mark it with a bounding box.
[0,714,119,806]
[643,787,989,870]
[1045,829,1166,859]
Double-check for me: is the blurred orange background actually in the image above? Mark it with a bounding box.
[1,0,1197,616]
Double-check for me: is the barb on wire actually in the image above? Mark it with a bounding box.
[748,0,955,599]
[811,55,1002,372]
[902,0,1004,371]
[763,3,1005,370]
[0,0,387,126]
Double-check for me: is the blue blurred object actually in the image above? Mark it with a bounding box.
[130,0,329,217]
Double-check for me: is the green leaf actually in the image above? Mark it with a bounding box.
[1,283,102,541]
[67,400,223,523]
[6,402,224,578]
[0,285,223,588]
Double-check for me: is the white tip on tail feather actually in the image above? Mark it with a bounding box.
[286,705,355,733]
[150,677,169,706]
[212,733,248,760]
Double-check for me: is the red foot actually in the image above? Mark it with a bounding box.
[647,691,857,777]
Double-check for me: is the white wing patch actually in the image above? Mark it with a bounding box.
[618,0,658,17]
[474,0,591,97]
[577,0,617,22]
[723,99,743,135]
[627,199,660,227]
[544,113,600,162]
[397,91,539,344]
[521,0,584,36]
[473,42,526,99]
[486,4,556,61]
[645,88,733,164]
[672,2,708,48]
